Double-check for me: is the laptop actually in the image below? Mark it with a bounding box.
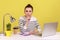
[42,22,58,37]
[34,22,58,37]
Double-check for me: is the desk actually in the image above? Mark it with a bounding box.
[0,32,60,40]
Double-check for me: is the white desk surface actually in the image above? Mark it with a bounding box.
[0,32,60,40]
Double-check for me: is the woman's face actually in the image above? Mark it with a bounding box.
[24,7,33,17]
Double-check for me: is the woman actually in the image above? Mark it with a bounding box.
[19,4,42,36]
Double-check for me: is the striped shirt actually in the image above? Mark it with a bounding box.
[19,16,41,34]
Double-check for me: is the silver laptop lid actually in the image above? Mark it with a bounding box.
[42,22,58,37]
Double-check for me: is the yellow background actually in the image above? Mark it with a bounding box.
[0,0,60,34]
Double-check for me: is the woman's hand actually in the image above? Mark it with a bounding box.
[29,29,42,35]
[29,29,38,35]
[29,30,35,35]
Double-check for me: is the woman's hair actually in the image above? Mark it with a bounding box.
[24,4,33,11]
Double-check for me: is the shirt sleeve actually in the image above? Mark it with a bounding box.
[35,21,42,32]
[19,17,27,31]
[19,16,27,31]
[19,19,24,30]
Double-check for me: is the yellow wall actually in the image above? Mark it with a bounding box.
[0,0,60,33]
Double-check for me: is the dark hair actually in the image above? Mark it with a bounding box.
[24,4,33,11]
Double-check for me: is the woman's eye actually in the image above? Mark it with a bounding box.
[29,11,31,12]
[26,10,28,12]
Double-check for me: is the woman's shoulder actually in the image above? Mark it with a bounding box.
[19,16,25,20]
[30,16,37,21]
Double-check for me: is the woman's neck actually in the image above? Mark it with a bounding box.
[25,15,31,21]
